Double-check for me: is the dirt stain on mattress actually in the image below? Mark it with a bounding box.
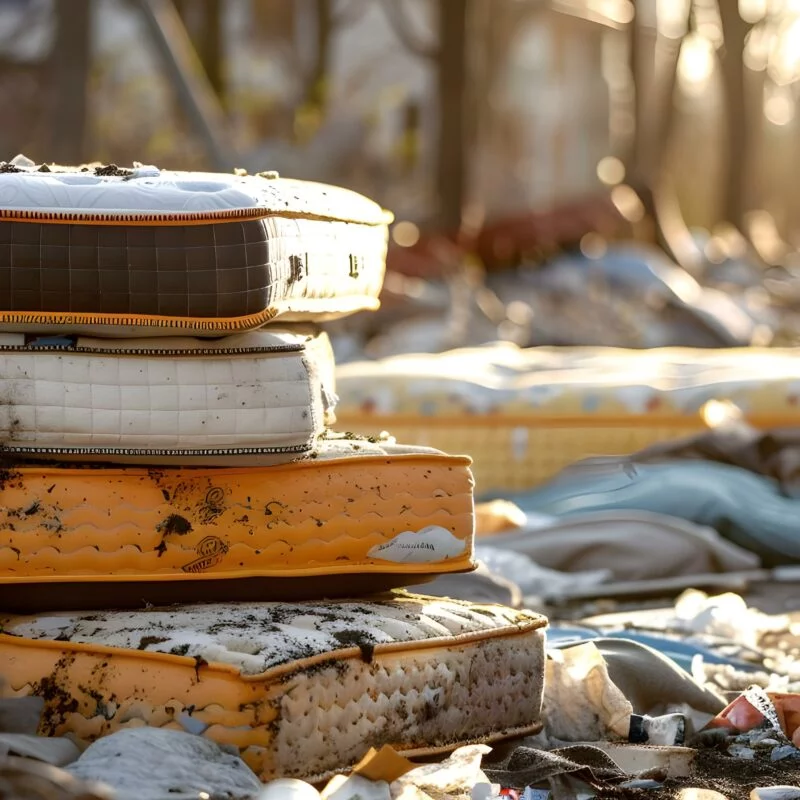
[157,514,193,536]
[154,513,193,557]
[0,450,22,491]
[138,635,169,650]
[331,629,377,663]
[93,163,133,177]
[35,654,79,735]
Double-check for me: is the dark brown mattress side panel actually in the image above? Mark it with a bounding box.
[0,220,272,318]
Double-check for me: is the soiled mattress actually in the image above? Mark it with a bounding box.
[0,436,475,608]
[0,328,335,465]
[335,343,800,492]
[0,594,547,782]
[0,163,390,336]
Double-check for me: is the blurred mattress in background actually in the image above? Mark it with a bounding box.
[335,342,800,492]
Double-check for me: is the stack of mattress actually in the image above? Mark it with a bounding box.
[335,342,800,492]
[0,160,546,781]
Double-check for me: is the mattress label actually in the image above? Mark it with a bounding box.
[367,526,466,563]
[181,536,230,573]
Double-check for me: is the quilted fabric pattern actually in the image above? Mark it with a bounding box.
[0,168,391,224]
[0,168,390,334]
[0,438,475,586]
[0,216,386,334]
[0,328,335,464]
[0,594,546,781]
[0,593,535,673]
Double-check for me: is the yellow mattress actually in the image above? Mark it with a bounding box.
[335,344,800,492]
[0,435,475,609]
[0,594,547,782]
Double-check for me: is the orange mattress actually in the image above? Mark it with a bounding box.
[0,435,475,609]
[0,594,547,782]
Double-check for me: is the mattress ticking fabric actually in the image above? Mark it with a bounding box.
[0,435,476,607]
[0,594,547,781]
[0,162,390,336]
[0,327,335,465]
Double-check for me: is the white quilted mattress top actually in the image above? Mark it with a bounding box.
[1,594,539,675]
[0,161,389,224]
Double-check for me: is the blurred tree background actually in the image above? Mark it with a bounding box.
[1,0,800,262]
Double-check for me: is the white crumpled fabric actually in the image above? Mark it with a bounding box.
[543,643,633,742]
[389,745,492,800]
[66,728,261,800]
[475,546,610,598]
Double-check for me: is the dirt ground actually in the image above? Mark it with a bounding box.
[599,749,800,799]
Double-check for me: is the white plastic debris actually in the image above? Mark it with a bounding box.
[471,783,501,800]
[727,743,756,760]
[770,745,800,762]
[750,788,800,800]
[259,778,322,799]
[131,162,161,178]
[673,590,788,649]
[10,153,35,167]
[322,774,390,800]
[390,745,491,800]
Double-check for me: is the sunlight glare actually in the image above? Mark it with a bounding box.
[677,33,715,95]
[764,92,794,126]
[596,156,625,186]
[657,0,691,39]
[392,221,421,248]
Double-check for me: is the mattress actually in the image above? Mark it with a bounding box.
[0,162,390,336]
[0,327,335,466]
[334,343,800,492]
[0,594,547,782]
[0,435,475,609]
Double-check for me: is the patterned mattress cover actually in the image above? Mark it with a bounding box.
[335,343,800,420]
[0,327,335,465]
[0,594,547,782]
[0,435,476,603]
[0,163,391,336]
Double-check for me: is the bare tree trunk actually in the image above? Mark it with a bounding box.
[307,0,333,113]
[174,0,224,102]
[633,4,705,274]
[197,0,224,101]
[51,0,92,163]
[719,0,751,230]
[436,0,468,233]
[136,0,236,170]
[625,0,645,177]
